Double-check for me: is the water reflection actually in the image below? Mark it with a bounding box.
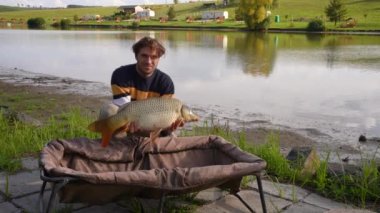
[0,29,380,149]
[227,32,276,76]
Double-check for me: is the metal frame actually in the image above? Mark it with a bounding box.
[232,174,267,213]
[39,169,77,213]
[39,169,267,213]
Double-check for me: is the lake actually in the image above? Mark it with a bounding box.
[0,28,379,151]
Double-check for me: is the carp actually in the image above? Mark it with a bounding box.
[88,97,199,147]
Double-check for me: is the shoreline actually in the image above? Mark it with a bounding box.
[70,24,380,35]
[0,65,371,164]
[2,23,380,35]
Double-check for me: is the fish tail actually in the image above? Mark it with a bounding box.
[88,119,113,147]
[101,131,112,147]
[88,117,130,147]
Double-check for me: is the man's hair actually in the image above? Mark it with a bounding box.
[132,37,166,57]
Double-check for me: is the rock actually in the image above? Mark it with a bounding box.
[0,106,42,126]
[358,135,380,143]
[327,162,361,176]
[286,147,320,175]
[359,135,367,142]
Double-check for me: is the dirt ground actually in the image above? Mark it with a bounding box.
[0,80,109,121]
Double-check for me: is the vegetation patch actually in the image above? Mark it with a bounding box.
[182,118,380,211]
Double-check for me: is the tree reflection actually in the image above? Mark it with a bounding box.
[227,32,277,77]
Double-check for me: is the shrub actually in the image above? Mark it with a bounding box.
[306,19,325,32]
[50,19,71,29]
[340,18,357,28]
[60,19,71,29]
[131,21,140,29]
[27,17,45,29]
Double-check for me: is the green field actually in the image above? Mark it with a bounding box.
[0,0,379,31]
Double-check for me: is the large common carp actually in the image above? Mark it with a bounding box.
[88,97,199,147]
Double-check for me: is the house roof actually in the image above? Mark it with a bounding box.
[118,5,140,9]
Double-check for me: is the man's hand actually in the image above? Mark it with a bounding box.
[170,119,185,131]
[128,122,140,133]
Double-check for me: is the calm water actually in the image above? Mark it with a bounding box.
[1,29,380,149]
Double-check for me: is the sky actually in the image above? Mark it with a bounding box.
[0,0,177,7]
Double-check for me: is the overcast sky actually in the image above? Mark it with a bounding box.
[0,0,179,7]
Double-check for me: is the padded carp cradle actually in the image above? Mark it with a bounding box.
[39,135,267,213]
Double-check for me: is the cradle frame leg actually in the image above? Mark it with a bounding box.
[157,194,166,213]
[232,174,267,213]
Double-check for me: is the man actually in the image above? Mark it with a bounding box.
[99,36,175,135]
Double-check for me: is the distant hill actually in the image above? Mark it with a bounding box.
[0,5,25,12]
[67,5,102,8]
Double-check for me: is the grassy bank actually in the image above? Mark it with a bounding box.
[1,0,379,31]
[0,108,97,171]
[182,119,380,210]
[1,108,379,211]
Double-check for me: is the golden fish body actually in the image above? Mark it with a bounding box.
[88,97,199,147]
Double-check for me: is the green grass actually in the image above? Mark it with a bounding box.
[1,0,379,30]
[0,108,97,172]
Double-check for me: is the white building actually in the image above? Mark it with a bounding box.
[202,11,228,20]
[135,9,155,19]
[118,5,144,14]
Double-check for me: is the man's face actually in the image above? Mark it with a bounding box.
[136,47,160,78]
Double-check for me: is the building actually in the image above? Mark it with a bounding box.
[135,9,155,19]
[118,5,144,14]
[202,11,229,20]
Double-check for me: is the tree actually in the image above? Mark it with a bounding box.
[167,6,176,20]
[73,14,79,23]
[236,0,273,30]
[306,19,325,32]
[325,0,347,26]
[27,17,45,29]
[272,0,279,9]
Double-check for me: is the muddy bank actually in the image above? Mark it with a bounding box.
[0,66,368,163]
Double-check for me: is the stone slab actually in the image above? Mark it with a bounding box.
[0,170,43,197]
[195,189,292,213]
[21,157,39,171]
[249,179,311,202]
[13,191,87,213]
[195,187,228,202]
[0,201,21,213]
[303,193,351,210]
[282,201,327,213]
[325,208,376,213]
[74,203,130,213]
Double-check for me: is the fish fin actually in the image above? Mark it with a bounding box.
[114,123,130,134]
[149,129,162,143]
[88,121,97,132]
[88,119,109,132]
[101,131,113,147]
